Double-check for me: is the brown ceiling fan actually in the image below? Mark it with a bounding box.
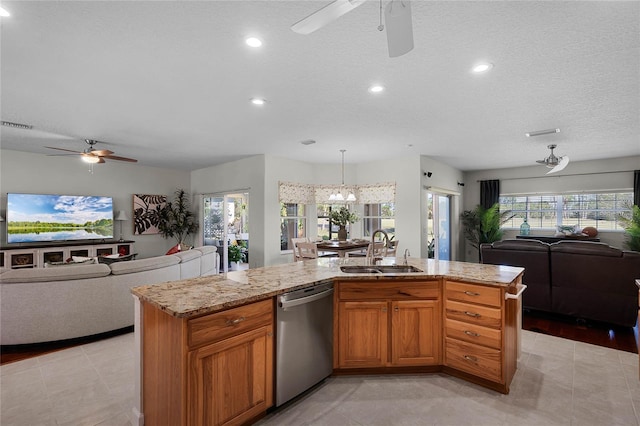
[46,139,137,164]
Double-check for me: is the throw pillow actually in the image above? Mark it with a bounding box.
[166,244,181,255]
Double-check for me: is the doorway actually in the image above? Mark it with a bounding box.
[426,192,451,261]
[203,191,249,273]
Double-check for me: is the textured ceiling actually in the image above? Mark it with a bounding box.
[1,0,638,171]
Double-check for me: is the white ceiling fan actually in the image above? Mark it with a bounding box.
[291,0,414,58]
[536,144,570,174]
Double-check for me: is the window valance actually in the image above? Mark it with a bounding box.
[278,181,315,204]
[278,182,396,205]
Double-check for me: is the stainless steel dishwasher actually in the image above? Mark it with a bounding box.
[276,282,333,406]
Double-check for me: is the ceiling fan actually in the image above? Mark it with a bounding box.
[291,0,414,58]
[536,144,569,174]
[46,139,137,164]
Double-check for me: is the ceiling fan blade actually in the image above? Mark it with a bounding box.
[385,0,414,57]
[546,156,569,174]
[535,160,548,165]
[91,149,114,156]
[103,154,138,163]
[45,146,83,154]
[291,0,366,35]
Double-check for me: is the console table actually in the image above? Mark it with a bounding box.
[0,241,135,269]
[515,235,600,244]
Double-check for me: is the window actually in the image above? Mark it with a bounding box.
[280,203,306,251]
[317,204,333,241]
[362,203,395,239]
[500,192,632,231]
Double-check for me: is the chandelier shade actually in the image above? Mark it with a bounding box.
[330,149,356,203]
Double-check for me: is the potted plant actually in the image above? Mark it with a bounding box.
[460,203,513,261]
[228,244,246,270]
[157,189,199,250]
[618,204,640,252]
[329,207,359,241]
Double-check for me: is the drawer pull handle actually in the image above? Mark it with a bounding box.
[463,355,478,363]
[464,330,480,337]
[227,317,246,325]
[464,311,481,318]
[464,291,480,296]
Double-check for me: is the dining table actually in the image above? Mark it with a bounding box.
[315,239,371,258]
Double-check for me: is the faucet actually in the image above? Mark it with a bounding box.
[403,249,411,265]
[368,229,389,265]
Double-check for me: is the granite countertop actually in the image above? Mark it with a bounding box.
[131,257,524,318]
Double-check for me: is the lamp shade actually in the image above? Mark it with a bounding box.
[115,210,129,221]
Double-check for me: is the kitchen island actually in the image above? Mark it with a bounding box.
[131,257,524,426]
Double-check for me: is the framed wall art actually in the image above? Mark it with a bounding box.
[133,194,166,235]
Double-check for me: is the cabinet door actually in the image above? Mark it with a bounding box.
[391,300,441,366]
[338,301,388,368]
[188,325,273,426]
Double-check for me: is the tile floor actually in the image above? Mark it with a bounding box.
[1,330,638,425]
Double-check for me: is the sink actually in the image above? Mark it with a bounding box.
[340,265,423,274]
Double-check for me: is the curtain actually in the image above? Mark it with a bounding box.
[634,170,640,207]
[480,179,500,209]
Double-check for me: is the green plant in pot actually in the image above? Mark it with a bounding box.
[618,204,640,252]
[460,203,514,261]
[157,189,199,250]
[329,207,359,241]
[228,244,246,269]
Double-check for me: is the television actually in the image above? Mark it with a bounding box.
[7,193,114,243]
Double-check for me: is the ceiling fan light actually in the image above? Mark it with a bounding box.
[82,154,100,164]
[0,7,10,17]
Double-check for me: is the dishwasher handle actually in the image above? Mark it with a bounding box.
[279,288,334,310]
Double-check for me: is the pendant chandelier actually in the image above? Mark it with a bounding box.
[329,149,356,202]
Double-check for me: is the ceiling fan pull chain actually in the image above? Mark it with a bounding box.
[378,0,384,31]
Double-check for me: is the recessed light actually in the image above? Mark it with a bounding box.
[245,37,262,48]
[368,85,385,93]
[250,98,266,105]
[472,63,493,73]
[0,7,10,17]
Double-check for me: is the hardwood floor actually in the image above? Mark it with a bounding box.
[0,326,133,365]
[1,313,637,365]
[522,309,639,354]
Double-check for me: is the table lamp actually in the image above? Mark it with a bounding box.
[115,210,129,242]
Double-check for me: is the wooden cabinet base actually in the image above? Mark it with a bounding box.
[442,366,510,394]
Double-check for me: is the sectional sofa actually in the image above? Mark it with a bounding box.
[481,239,640,327]
[0,246,219,345]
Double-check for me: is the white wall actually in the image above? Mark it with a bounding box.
[0,149,191,257]
[420,156,466,260]
[190,155,266,268]
[462,155,639,261]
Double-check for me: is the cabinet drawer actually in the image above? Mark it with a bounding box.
[188,299,273,349]
[338,281,440,301]
[445,318,501,350]
[445,338,502,382]
[445,281,502,308]
[445,300,502,329]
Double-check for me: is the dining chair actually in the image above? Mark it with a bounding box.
[366,241,388,258]
[296,242,318,260]
[291,237,310,261]
[386,240,399,257]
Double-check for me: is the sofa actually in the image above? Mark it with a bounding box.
[0,246,219,345]
[481,240,640,327]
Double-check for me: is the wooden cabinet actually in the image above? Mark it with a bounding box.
[335,280,441,369]
[443,280,519,393]
[142,298,274,426]
[1,241,135,268]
